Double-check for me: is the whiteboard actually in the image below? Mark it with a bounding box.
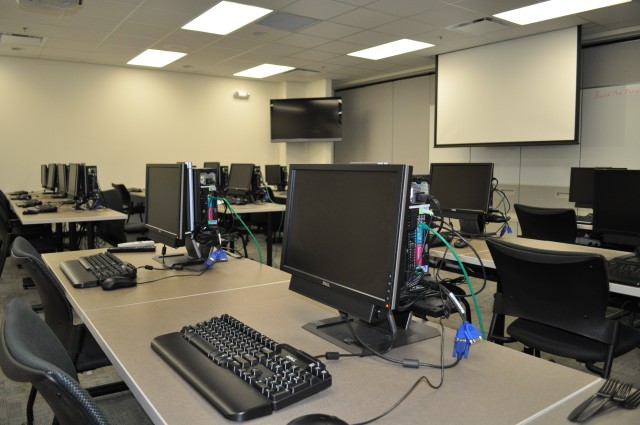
[580,83,640,168]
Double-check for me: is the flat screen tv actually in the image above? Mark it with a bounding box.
[270,97,342,143]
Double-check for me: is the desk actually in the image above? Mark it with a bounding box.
[8,192,126,249]
[39,249,637,425]
[221,202,285,266]
[429,235,640,298]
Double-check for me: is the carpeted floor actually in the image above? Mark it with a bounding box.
[1,237,639,425]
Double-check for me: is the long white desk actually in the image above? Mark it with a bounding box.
[429,235,640,298]
[39,249,639,424]
[8,191,126,249]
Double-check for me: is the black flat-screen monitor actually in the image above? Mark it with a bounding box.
[569,167,626,209]
[145,163,202,267]
[56,163,69,195]
[270,97,342,143]
[265,164,287,191]
[593,169,640,251]
[67,163,83,199]
[40,164,48,189]
[428,163,494,235]
[226,163,255,201]
[281,163,439,355]
[45,162,57,191]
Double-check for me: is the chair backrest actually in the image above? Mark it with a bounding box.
[0,298,110,425]
[96,190,127,245]
[514,203,577,244]
[111,184,132,213]
[486,238,615,343]
[10,236,81,359]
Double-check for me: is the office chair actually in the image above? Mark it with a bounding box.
[0,298,152,425]
[103,188,147,236]
[110,184,145,223]
[10,236,127,424]
[486,238,640,378]
[513,203,578,244]
[0,191,57,278]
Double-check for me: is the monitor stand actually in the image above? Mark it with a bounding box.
[153,238,206,269]
[458,213,485,236]
[302,310,440,356]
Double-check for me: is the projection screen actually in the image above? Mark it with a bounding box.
[435,27,580,147]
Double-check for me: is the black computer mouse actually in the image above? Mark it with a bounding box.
[287,413,348,425]
[100,276,137,291]
[453,238,468,249]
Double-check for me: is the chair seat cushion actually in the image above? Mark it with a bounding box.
[508,318,640,362]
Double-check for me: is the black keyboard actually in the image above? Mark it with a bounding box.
[151,314,332,422]
[607,257,640,287]
[37,204,58,213]
[60,252,137,288]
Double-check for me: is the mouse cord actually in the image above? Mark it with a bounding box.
[349,325,455,425]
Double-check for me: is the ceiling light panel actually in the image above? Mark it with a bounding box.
[494,0,632,26]
[234,64,295,78]
[182,1,273,35]
[127,49,186,67]
[348,39,434,60]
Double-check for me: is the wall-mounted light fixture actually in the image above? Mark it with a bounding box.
[233,91,250,99]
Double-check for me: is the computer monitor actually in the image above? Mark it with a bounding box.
[569,167,626,209]
[265,165,287,191]
[593,169,640,251]
[40,164,48,189]
[45,162,57,191]
[145,163,203,267]
[56,163,69,196]
[428,163,494,235]
[281,163,439,355]
[226,163,255,201]
[67,163,83,199]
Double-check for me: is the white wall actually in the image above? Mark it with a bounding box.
[0,56,285,191]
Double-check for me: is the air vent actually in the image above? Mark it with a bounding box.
[449,17,510,35]
[16,0,82,10]
[0,33,45,47]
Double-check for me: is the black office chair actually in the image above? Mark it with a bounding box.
[111,184,145,223]
[0,298,152,425]
[486,238,640,378]
[103,188,147,236]
[0,190,57,278]
[514,203,578,244]
[10,236,127,424]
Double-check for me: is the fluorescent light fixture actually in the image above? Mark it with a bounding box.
[127,49,186,67]
[182,1,272,35]
[494,0,632,25]
[234,64,294,78]
[348,39,434,60]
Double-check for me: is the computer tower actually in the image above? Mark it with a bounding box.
[85,166,99,198]
[404,203,430,282]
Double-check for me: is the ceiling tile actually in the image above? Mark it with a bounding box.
[282,0,356,20]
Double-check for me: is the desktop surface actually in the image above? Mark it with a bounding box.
[40,248,616,425]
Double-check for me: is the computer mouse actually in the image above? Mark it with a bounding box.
[453,238,468,249]
[287,413,348,425]
[100,276,137,291]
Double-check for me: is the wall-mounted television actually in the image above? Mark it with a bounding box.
[270,97,342,143]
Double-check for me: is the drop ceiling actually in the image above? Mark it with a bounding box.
[1,0,639,88]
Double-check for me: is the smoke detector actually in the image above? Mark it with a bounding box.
[16,0,83,10]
